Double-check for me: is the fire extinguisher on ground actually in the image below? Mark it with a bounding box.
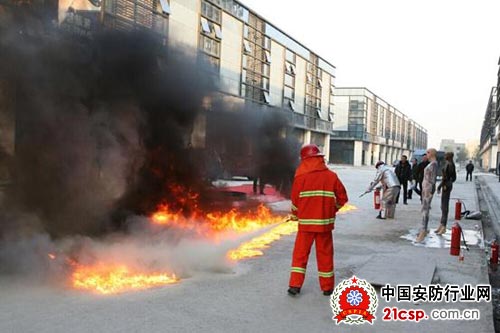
[374,188,381,210]
[450,222,469,257]
[491,240,499,265]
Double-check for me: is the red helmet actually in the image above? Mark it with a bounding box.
[300,144,324,160]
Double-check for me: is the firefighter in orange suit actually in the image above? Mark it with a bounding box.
[288,144,348,296]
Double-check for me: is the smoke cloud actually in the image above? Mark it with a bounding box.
[0,4,297,281]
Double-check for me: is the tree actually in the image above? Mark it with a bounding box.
[456,147,469,163]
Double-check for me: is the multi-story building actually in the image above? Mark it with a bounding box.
[330,87,427,166]
[439,139,466,161]
[479,86,498,171]
[56,0,336,163]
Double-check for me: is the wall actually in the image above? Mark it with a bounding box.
[219,12,243,96]
[269,40,284,108]
[169,0,199,49]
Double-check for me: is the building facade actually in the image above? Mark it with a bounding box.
[330,88,427,166]
[56,0,336,161]
[439,139,466,161]
[479,86,498,171]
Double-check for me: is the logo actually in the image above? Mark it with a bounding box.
[330,276,378,325]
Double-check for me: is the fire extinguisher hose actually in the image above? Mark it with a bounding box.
[460,226,470,252]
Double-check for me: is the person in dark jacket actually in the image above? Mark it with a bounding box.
[414,154,430,199]
[395,155,412,204]
[435,152,457,235]
[465,160,474,181]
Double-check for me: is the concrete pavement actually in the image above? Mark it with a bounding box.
[0,166,495,333]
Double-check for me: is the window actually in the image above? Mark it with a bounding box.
[159,0,170,14]
[284,73,294,87]
[317,79,323,88]
[328,113,334,122]
[241,14,269,105]
[306,73,312,83]
[316,109,322,118]
[262,63,270,77]
[201,0,221,23]
[289,100,296,111]
[284,86,294,99]
[213,23,222,39]
[264,50,271,63]
[200,17,211,33]
[263,91,270,104]
[286,49,295,63]
[243,40,252,53]
[200,35,219,57]
[262,77,269,90]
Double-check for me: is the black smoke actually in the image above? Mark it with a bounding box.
[0,4,299,240]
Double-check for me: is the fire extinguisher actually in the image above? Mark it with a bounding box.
[450,222,462,256]
[491,240,499,265]
[454,200,462,220]
[374,188,381,210]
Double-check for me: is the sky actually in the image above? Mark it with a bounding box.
[240,0,500,149]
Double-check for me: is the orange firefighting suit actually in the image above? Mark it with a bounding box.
[289,156,348,291]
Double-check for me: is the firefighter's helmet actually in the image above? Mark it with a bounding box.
[300,144,324,160]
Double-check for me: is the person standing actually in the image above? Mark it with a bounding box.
[435,152,457,235]
[288,144,348,297]
[408,157,418,200]
[395,155,412,204]
[366,161,400,219]
[466,160,474,181]
[416,148,439,243]
[414,154,430,198]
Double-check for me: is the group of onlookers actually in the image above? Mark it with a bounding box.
[367,149,472,243]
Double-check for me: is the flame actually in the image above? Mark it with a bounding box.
[65,188,356,295]
[72,263,178,295]
[226,203,357,261]
[227,221,297,260]
[151,202,282,234]
[338,203,357,213]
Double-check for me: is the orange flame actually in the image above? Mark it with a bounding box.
[72,263,178,295]
[66,185,356,295]
[151,202,283,234]
[226,203,357,261]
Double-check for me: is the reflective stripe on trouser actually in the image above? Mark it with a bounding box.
[289,231,334,291]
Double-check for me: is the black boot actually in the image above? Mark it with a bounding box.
[323,290,333,296]
[376,212,385,220]
[287,287,301,296]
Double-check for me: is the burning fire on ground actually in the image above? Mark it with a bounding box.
[51,193,356,295]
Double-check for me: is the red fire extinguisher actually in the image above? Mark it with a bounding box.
[454,200,462,220]
[374,188,381,210]
[450,222,461,256]
[491,240,499,265]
